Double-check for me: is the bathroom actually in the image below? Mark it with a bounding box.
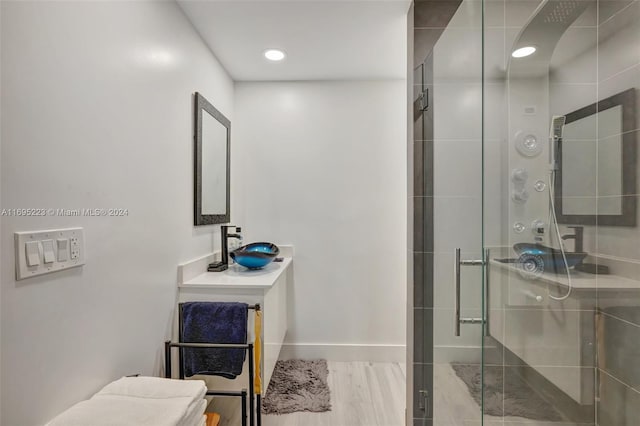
[0,0,638,425]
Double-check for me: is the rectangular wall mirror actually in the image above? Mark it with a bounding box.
[194,92,230,226]
[555,88,637,226]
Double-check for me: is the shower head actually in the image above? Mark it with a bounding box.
[508,0,592,77]
[542,1,582,24]
[550,115,566,140]
[549,115,566,171]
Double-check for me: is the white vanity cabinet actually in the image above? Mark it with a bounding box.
[174,247,293,396]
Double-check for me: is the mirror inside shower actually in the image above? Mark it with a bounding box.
[556,89,637,225]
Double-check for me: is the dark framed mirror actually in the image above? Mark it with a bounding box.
[555,88,637,226]
[194,92,230,226]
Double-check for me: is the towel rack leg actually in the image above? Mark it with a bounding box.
[241,390,247,426]
[164,341,172,379]
[256,394,262,426]
[248,344,255,426]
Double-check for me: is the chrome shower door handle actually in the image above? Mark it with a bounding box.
[454,248,487,336]
[455,248,462,336]
[483,248,490,337]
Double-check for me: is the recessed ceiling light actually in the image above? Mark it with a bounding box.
[264,49,286,62]
[512,46,536,58]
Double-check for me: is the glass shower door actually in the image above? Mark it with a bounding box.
[420,0,638,423]
[414,0,487,424]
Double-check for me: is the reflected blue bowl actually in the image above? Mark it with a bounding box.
[230,242,280,270]
[513,243,587,272]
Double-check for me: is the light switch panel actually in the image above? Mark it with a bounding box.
[15,228,85,280]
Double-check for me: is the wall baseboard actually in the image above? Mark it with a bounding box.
[279,343,406,363]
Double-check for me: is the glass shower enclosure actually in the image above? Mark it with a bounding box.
[412,0,639,424]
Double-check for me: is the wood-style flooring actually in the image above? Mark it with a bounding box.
[209,362,580,426]
[208,362,406,426]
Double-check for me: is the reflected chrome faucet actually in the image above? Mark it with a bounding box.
[562,225,584,253]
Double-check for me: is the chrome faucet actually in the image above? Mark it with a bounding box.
[562,226,584,253]
[208,225,242,272]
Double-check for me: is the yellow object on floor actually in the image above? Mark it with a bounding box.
[254,309,263,395]
[205,412,220,426]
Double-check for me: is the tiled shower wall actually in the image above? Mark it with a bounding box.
[543,1,640,423]
[410,1,461,425]
[594,1,640,424]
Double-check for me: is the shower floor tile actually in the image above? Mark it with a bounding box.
[433,364,595,426]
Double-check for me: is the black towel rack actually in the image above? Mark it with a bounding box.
[164,302,262,426]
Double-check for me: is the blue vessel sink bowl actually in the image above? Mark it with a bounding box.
[513,243,587,272]
[230,242,280,270]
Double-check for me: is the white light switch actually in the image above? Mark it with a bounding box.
[57,238,69,262]
[15,228,85,280]
[25,241,40,267]
[42,239,55,264]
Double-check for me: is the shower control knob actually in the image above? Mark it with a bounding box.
[521,290,543,302]
[511,168,529,183]
[511,189,530,203]
[534,180,547,192]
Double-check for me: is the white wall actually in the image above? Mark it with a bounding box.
[234,81,407,360]
[0,2,236,425]
[0,1,3,419]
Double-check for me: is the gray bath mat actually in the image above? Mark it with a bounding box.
[452,364,563,421]
[262,359,331,415]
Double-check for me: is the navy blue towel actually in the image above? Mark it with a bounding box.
[181,302,248,379]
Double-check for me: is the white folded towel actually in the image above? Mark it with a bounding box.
[47,377,208,426]
[47,395,200,426]
[97,376,206,403]
[182,399,207,426]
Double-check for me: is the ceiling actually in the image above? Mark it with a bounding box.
[177,0,410,81]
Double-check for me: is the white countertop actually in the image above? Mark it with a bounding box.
[490,259,640,291]
[180,257,292,289]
